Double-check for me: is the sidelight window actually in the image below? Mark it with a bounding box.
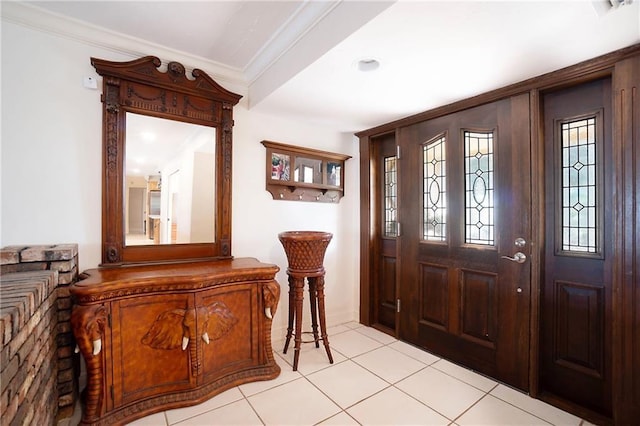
[560,116,599,253]
[464,130,495,245]
[384,156,398,237]
[422,134,447,241]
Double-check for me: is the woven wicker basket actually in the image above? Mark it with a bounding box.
[278,231,333,272]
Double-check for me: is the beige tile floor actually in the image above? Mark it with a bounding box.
[83,322,596,426]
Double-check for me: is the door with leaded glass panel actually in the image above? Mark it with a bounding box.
[540,78,612,417]
[397,94,531,390]
[371,132,399,334]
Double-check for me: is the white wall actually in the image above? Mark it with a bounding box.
[1,19,109,268]
[1,13,361,333]
[125,175,147,235]
[190,151,215,243]
[233,108,360,335]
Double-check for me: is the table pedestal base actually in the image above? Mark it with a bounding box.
[283,272,333,371]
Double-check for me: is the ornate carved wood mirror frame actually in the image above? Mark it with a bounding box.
[92,56,241,265]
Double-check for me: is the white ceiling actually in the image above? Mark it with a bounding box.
[126,113,215,177]
[20,1,640,133]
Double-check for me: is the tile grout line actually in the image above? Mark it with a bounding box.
[390,374,455,423]
[449,391,493,425]
[306,327,442,424]
[239,385,268,426]
[277,327,436,424]
[131,322,588,426]
[333,325,555,425]
[484,390,565,426]
[369,332,576,424]
[300,328,396,425]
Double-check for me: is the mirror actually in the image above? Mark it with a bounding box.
[293,157,322,184]
[327,162,342,187]
[124,113,215,246]
[271,152,290,181]
[92,56,241,265]
[261,140,351,203]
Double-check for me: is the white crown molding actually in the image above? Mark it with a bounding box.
[1,1,248,92]
[247,0,395,108]
[243,1,340,84]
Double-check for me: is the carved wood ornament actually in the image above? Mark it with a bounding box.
[70,258,281,425]
[141,301,239,377]
[71,305,109,424]
[92,56,242,265]
[72,56,284,426]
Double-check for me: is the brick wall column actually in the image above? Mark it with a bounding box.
[1,244,80,420]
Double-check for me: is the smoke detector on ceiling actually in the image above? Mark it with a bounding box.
[356,58,380,72]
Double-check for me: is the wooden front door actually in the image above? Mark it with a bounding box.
[370,132,399,334]
[398,94,532,390]
[540,78,612,417]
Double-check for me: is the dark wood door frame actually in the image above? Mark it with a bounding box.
[359,129,401,337]
[395,96,532,391]
[357,44,640,425]
[539,78,613,419]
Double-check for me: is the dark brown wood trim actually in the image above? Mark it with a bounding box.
[356,44,640,138]
[261,140,351,203]
[92,56,241,265]
[357,43,640,423]
[359,134,372,325]
[528,88,543,399]
[538,392,613,426]
[70,258,280,425]
[91,56,242,105]
[611,54,640,425]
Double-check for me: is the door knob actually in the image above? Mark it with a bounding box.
[501,252,527,264]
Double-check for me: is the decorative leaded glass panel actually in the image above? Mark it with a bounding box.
[561,117,598,253]
[384,156,398,237]
[423,135,446,241]
[464,131,494,245]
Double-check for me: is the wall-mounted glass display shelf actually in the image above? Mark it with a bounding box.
[261,140,351,203]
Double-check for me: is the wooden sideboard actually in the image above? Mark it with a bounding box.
[70,258,281,425]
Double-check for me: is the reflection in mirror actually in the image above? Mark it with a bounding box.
[294,157,322,184]
[271,153,290,181]
[125,113,216,246]
[327,162,341,186]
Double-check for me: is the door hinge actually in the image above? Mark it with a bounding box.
[396,299,401,313]
[108,313,112,328]
[396,145,401,159]
[396,222,401,237]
